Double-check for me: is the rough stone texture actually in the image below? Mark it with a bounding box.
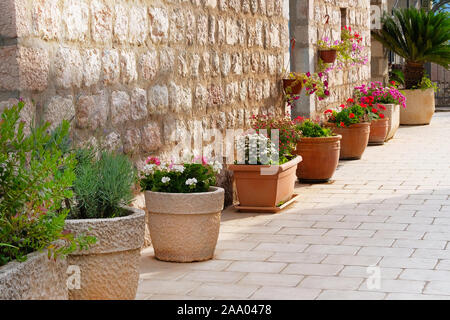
[65,207,145,300]
[43,95,75,130]
[145,187,225,262]
[0,251,68,300]
[290,0,371,118]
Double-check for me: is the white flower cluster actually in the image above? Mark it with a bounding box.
[236,133,278,164]
[212,160,223,174]
[161,177,171,184]
[185,178,198,186]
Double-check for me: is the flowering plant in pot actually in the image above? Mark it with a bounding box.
[363,102,389,146]
[354,81,406,141]
[65,148,145,300]
[294,118,341,183]
[140,157,224,263]
[0,102,95,300]
[324,99,370,160]
[228,115,302,213]
[317,37,340,64]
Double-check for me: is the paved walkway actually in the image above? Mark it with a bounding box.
[137,113,450,300]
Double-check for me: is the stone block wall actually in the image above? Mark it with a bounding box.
[0,0,290,174]
[371,0,388,84]
[289,0,371,117]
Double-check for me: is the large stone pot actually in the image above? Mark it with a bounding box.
[295,135,341,183]
[383,104,400,141]
[327,123,370,160]
[145,187,225,263]
[369,118,389,146]
[0,250,68,300]
[400,88,435,125]
[228,156,301,209]
[65,207,145,300]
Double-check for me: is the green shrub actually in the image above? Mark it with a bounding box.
[296,120,333,138]
[0,102,95,266]
[69,149,136,219]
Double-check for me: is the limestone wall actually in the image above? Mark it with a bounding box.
[0,0,290,171]
[290,0,371,118]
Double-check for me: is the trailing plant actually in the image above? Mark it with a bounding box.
[412,74,439,92]
[284,72,330,101]
[252,114,302,163]
[69,149,137,219]
[324,98,369,127]
[354,82,407,109]
[0,102,95,266]
[140,156,221,193]
[295,119,333,138]
[371,8,450,89]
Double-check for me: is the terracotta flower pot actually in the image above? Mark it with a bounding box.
[295,135,342,183]
[65,207,145,300]
[319,49,337,64]
[282,79,303,95]
[326,122,370,160]
[400,88,435,125]
[369,118,389,145]
[0,250,68,300]
[383,104,400,141]
[228,156,302,210]
[145,187,225,263]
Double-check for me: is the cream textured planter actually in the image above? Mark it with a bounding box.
[0,250,68,300]
[383,104,400,141]
[400,88,435,125]
[65,207,145,300]
[145,187,225,263]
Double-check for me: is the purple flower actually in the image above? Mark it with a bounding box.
[306,72,311,77]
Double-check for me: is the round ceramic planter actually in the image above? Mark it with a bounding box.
[295,135,341,183]
[383,104,400,141]
[327,122,370,160]
[228,156,301,208]
[145,187,225,263]
[0,250,68,300]
[65,207,145,300]
[319,49,337,64]
[282,79,303,95]
[400,88,435,125]
[369,118,389,146]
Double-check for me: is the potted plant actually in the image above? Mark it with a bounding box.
[228,115,302,212]
[323,99,370,160]
[294,118,341,183]
[354,82,406,141]
[364,102,389,146]
[372,8,450,125]
[65,149,145,300]
[141,157,224,263]
[0,102,94,300]
[318,37,339,64]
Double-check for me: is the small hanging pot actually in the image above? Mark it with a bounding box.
[319,49,337,64]
[282,78,303,95]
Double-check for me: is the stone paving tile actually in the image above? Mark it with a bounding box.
[137,114,450,300]
[250,286,321,300]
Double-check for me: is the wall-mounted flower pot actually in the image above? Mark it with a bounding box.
[319,49,337,64]
[0,250,68,300]
[282,79,303,95]
[326,123,370,160]
[400,88,435,125]
[228,156,302,212]
[65,207,145,300]
[369,118,389,145]
[383,104,400,141]
[295,135,342,183]
[145,187,224,263]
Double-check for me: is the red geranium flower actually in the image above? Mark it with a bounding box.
[339,122,345,127]
[371,108,378,113]
[340,104,346,109]
[360,103,367,108]
[349,113,355,119]
[347,98,354,104]
[324,109,333,114]
[378,104,386,110]
[379,113,385,119]
[390,81,396,86]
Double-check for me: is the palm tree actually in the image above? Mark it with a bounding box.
[372,8,450,89]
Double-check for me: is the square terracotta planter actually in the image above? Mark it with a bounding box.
[228,156,302,212]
